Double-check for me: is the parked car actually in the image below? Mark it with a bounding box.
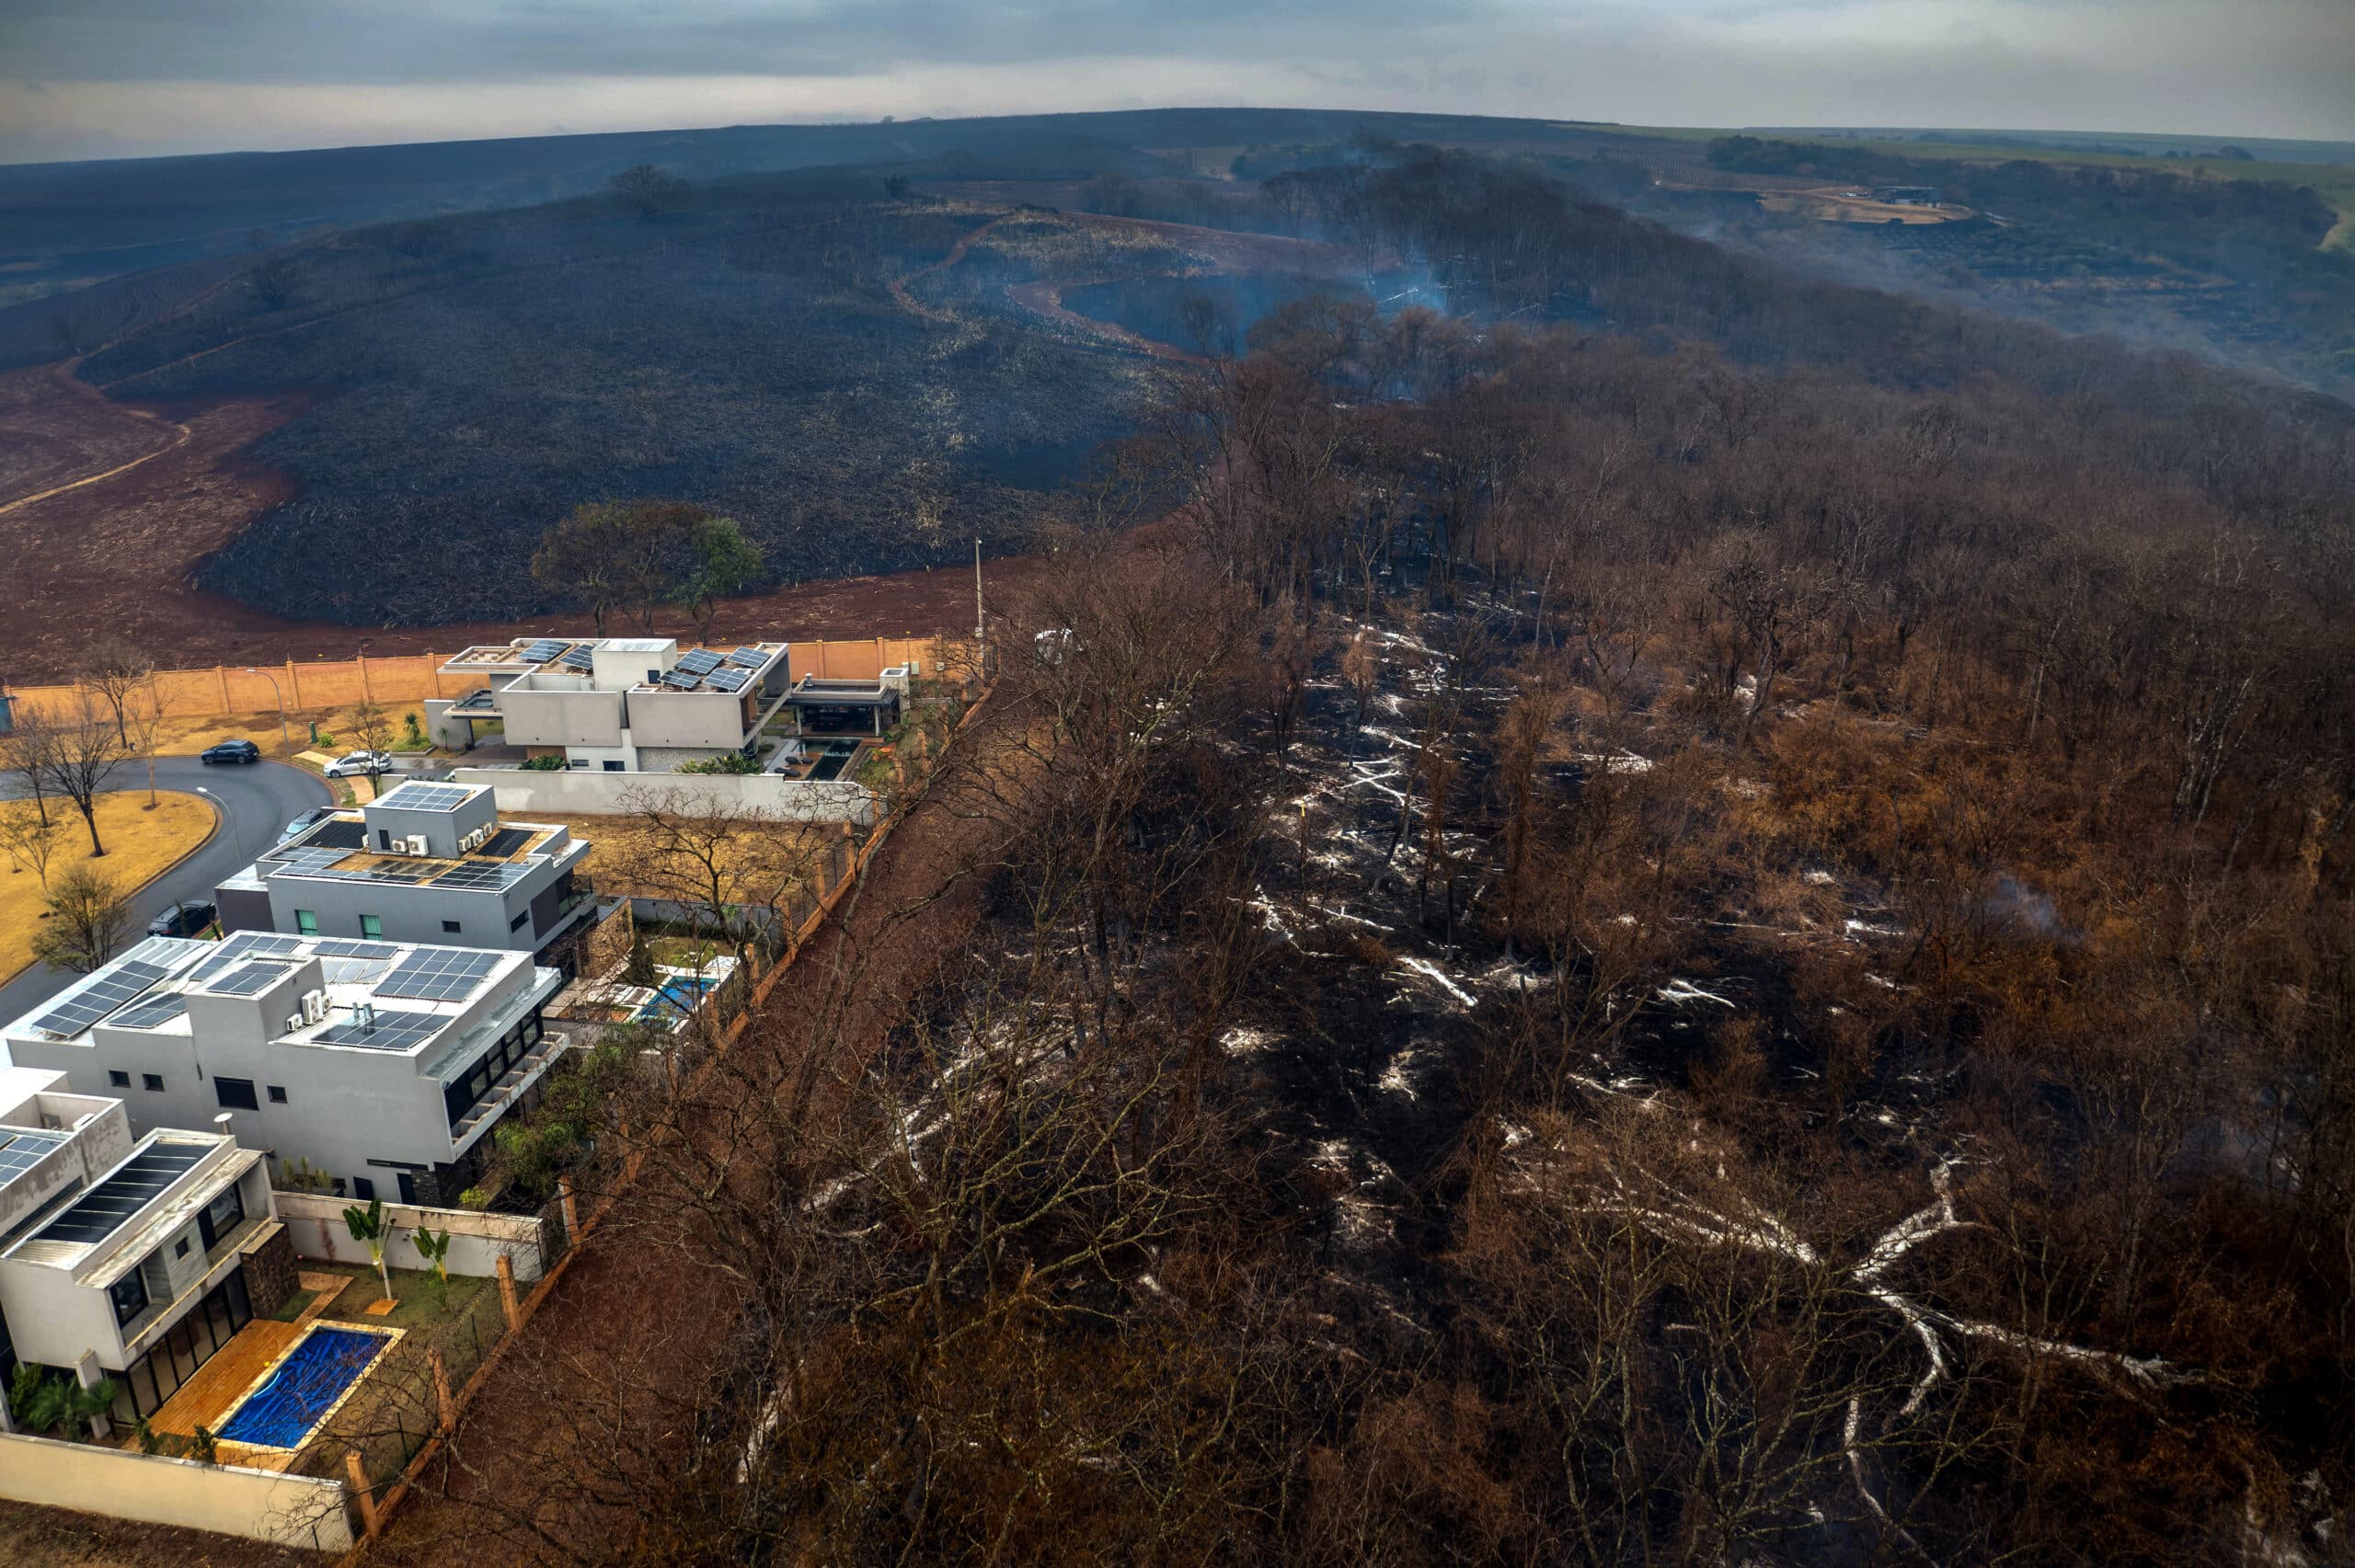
[278,807,335,842]
[323,750,395,778]
[199,739,260,765]
[146,899,217,939]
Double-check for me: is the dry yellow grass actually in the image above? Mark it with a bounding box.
[151,700,433,759]
[0,789,216,985]
[533,813,836,900]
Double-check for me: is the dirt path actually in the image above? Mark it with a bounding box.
[0,363,190,519]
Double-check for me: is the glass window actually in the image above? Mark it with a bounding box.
[510,910,529,932]
[142,1073,164,1092]
[215,1076,258,1110]
[352,1175,376,1202]
[294,909,319,935]
[360,914,384,938]
[268,1084,288,1103]
[602,760,625,772]
[109,1270,148,1326]
[174,1237,190,1259]
[109,1070,130,1087]
[197,1184,245,1250]
[442,920,462,933]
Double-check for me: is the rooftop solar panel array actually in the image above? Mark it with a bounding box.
[557,646,596,672]
[315,1009,443,1052]
[32,960,174,1037]
[378,948,501,1001]
[192,933,303,982]
[311,940,401,959]
[702,667,752,693]
[37,1142,207,1247]
[373,782,476,811]
[0,1128,68,1184]
[519,637,569,664]
[474,827,532,858]
[306,818,369,851]
[210,962,291,997]
[110,993,190,1031]
[724,647,768,668]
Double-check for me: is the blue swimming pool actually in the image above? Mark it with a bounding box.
[216,1325,393,1448]
[638,975,717,1024]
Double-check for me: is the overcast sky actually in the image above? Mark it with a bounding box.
[2,0,2349,165]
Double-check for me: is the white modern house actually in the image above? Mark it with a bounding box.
[1,932,564,1209]
[429,635,793,771]
[0,1065,281,1426]
[213,779,594,967]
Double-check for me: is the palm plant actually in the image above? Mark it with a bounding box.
[342,1195,394,1302]
[413,1225,454,1307]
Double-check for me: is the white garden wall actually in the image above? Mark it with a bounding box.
[271,1191,551,1283]
[452,765,875,823]
[0,1432,353,1551]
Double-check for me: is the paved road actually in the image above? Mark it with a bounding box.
[0,757,331,1033]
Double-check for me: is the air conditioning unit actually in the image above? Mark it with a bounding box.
[407,835,430,855]
[285,1013,304,1034]
[301,990,327,1024]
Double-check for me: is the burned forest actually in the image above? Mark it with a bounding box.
[368,160,2355,1567]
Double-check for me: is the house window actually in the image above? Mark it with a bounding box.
[109,1070,130,1087]
[360,914,383,938]
[602,760,625,772]
[214,1077,258,1111]
[109,1271,148,1326]
[442,920,462,933]
[294,910,319,935]
[267,1085,288,1104]
[351,1176,376,1203]
[142,1073,164,1092]
[197,1185,245,1250]
[510,910,529,932]
[175,1237,190,1259]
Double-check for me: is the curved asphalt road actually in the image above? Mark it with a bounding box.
[0,758,332,1033]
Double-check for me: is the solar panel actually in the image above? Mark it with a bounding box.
[659,670,702,690]
[305,818,368,850]
[724,647,768,668]
[33,960,173,1037]
[702,667,751,692]
[473,827,532,858]
[210,962,292,996]
[110,993,190,1031]
[373,782,475,811]
[519,638,569,664]
[38,1142,207,1247]
[378,948,502,1001]
[557,646,596,671]
[674,648,723,676]
[315,1009,443,1052]
[428,860,528,890]
[312,940,401,959]
[0,1128,67,1182]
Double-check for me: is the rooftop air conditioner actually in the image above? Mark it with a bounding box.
[285,1013,304,1034]
[301,990,327,1024]
[408,835,430,856]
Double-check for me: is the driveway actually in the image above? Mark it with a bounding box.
[0,757,332,1032]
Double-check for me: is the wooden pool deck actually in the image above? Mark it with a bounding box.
[129,1272,361,1469]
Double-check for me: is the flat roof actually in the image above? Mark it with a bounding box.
[2,931,548,1060]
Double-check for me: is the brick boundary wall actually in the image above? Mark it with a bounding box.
[1,636,960,726]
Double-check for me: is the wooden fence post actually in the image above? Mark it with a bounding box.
[347,1448,378,1538]
[359,655,373,703]
[216,666,233,709]
[496,1251,522,1332]
[558,1173,579,1236]
[430,1345,454,1433]
[285,658,302,708]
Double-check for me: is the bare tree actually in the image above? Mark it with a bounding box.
[75,635,155,747]
[36,692,134,857]
[0,708,60,828]
[30,864,131,973]
[0,802,63,895]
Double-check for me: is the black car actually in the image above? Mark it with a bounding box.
[147,900,218,939]
[200,739,260,764]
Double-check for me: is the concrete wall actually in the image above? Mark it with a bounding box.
[0,1432,354,1551]
[625,689,756,750]
[271,1191,551,1283]
[454,766,875,824]
[495,684,626,749]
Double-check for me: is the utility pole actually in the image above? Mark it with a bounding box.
[973,537,985,649]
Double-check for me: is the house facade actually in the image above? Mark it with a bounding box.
[429,635,793,771]
[2,933,564,1208]
[213,779,594,966]
[0,1066,283,1426]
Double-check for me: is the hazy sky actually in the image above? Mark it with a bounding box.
[2,0,2349,164]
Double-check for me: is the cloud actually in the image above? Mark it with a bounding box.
[0,0,2348,162]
